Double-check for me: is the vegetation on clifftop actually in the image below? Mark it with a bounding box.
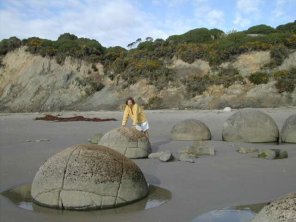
[1,21,296,94]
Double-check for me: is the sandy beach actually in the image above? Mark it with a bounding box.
[0,107,296,222]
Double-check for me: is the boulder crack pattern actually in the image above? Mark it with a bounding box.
[34,188,127,202]
[57,145,80,208]
[114,158,125,206]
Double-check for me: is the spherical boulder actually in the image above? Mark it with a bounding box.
[222,109,279,142]
[170,119,211,141]
[252,192,296,222]
[281,114,296,143]
[31,144,149,210]
[98,127,151,159]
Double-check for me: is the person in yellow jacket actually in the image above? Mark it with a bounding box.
[122,97,149,136]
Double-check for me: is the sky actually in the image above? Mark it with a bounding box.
[0,0,295,47]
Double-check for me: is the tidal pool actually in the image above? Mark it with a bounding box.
[192,203,266,222]
[1,183,268,221]
[1,183,171,216]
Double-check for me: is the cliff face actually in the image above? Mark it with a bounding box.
[0,47,109,112]
[0,47,295,112]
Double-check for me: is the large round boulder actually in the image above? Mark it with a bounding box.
[170,119,211,141]
[98,127,151,159]
[281,114,296,143]
[252,193,296,222]
[222,109,279,142]
[31,144,149,210]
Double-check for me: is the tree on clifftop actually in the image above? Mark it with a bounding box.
[58,33,78,41]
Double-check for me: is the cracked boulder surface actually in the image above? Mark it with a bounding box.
[281,114,296,143]
[222,109,279,142]
[170,119,211,141]
[31,144,149,210]
[252,192,296,222]
[98,127,151,159]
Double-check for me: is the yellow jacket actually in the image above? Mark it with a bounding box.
[122,104,147,126]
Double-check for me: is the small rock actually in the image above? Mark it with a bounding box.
[179,153,195,163]
[237,147,258,154]
[180,141,216,156]
[223,107,232,112]
[196,147,215,156]
[258,149,288,160]
[271,149,288,159]
[148,152,165,159]
[26,139,50,143]
[258,149,276,159]
[159,152,173,162]
[148,151,173,162]
[88,133,103,144]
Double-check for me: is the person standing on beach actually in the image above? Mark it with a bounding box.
[121,97,149,137]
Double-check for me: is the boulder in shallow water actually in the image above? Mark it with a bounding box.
[222,109,279,143]
[99,127,151,159]
[31,144,149,210]
[252,192,296,222]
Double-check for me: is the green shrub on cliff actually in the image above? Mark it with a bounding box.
[214,67,244,87]
[75,77,105,95]
[120,58,175,90]
[273,68,296,93]
[273,70,289,80]
[270,44,289,66]
[183,67,243,97]
[146,96,165,109]
[206,32,251,65]
[23,34,105,64]
[249,72,269,84]
[57,33,78,41]
[103,46,127,64]
[246,24,276,34]
[167,28,224,44]
[182,75,212,96]
[276,21,296,33]
[0,37,22,55]
[176,43,208,63]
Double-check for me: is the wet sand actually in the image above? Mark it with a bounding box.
[1,108,296,222]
